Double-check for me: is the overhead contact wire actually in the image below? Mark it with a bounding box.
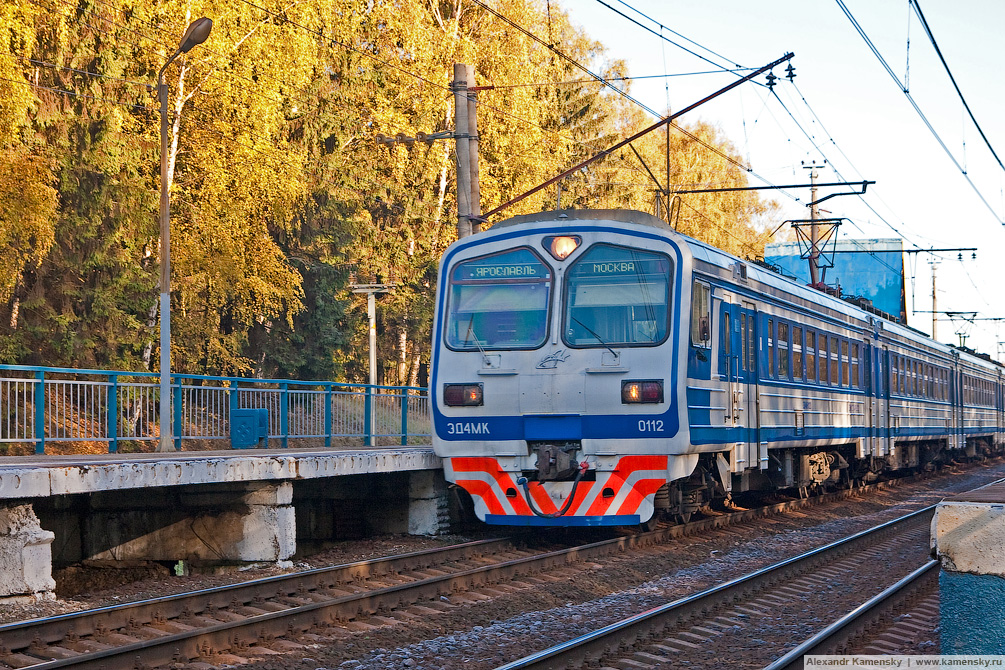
[835,0,1003,224]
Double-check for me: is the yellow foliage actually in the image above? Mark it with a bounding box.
[0,150,57,300]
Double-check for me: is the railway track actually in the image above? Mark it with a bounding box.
[0,465,977,670]
[494,506,937,670]
[763,560,940,669]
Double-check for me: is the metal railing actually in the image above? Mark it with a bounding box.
[0,365,430,454]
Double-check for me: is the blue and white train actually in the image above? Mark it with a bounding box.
[430,209,1004,526]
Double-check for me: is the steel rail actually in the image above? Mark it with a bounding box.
[762,560,939,669]
[0,537,516,652]
[493,506,936,670]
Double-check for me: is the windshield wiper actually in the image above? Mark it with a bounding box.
[464,316,491,366]
[570,315,618,357]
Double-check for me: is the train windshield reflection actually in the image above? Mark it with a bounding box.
[563,244,672,347]
[445,248,551,350]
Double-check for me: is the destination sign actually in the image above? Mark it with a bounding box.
[571,256,670,277]
[454,263,550,281]
[453,249,550,282]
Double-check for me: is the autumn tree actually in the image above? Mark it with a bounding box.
[0,0,780,382]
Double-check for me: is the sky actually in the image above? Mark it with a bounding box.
[559,0,1005,357]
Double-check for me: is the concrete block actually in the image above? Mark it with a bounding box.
[932,502,1005,575]
[0,503,55,599]
[84,502,295,563]
[408,470,450,536]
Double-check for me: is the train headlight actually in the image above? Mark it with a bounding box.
[443,383,484,407]
[622,380,664,404]
[544,235,581,261]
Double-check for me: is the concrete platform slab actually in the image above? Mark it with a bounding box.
[0,447,439,500]
[933,481,1005,575]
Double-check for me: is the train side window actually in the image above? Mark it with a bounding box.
[747,315,755,372]
[818,335,828,384]
[851,343,860,388]
[891,356,897,394]
[899,358,906,394]
[723,311,731,357]
[840,340,849,386]
[778,322,789,379]
[767,319,774,377]
[793,327,803,381]
[829,336,839,386]
[806,331,817,382]
[740,313,747,371]
[691,281,711,348]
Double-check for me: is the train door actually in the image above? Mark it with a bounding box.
[992,375,1000,448]
[873,345,890,456]
[740,301,761,469]
[721,297,759,467]
[863,341,874,456]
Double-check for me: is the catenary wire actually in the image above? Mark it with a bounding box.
[909,0,1005,174]
[834,0,1003,224]
[612,0,743,68]
[592,0,741,74]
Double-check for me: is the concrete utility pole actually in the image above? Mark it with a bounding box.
[375,63,481,239]
[465,64,481,234]
[805,164,820,286]
[931,263,938,341]
[452,64,473,240]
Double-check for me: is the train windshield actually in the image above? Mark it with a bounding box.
[563,244,672,347]
[445,248,552,350]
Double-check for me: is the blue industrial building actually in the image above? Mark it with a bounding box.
[764,238,907,323]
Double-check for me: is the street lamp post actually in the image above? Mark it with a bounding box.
[350,281,393,446]
[156,17,212,452]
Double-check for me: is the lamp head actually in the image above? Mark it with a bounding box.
[179,17,213,53]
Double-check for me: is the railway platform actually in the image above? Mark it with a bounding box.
[0,447,444,602]
[932,480,1005,653]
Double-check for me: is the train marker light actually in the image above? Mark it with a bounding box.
[444,383,484,407]
[544,236,581,261]
[621,380,664,404]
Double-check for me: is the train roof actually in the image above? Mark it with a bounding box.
[490,209,1003,372]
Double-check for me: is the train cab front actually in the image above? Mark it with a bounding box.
[430,211,692,527]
